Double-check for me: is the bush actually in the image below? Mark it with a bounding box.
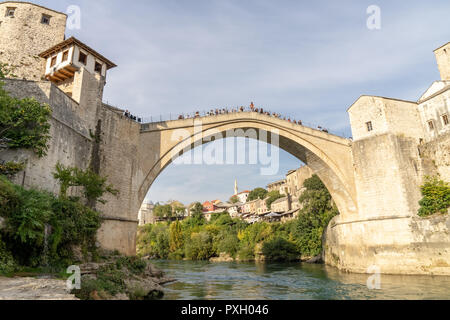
[418,176,450,217]
[0,161,25,177]
[0,79,52,157]
[0,175,21,218]
[262,237,300,261]
[216,233,240,258]
[185,231,215,260]
[248,188,268,201]
[0,175,101,269]
[237,243,255,261]
[0,235,17,275]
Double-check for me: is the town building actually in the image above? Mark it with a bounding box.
[267,179,287,195]
[235,190,250,203]
[138,202,155,226]
[256,198,270,216]
[271,195,292,214]
[202,201,218,213]
[286,166,313,199]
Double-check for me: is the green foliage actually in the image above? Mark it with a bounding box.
[137,177,339,263]
[185,231,215,260]
[247,188,268,201]
[0,161,25,177]
[154,204,173,219]
[137,223,170,259]
[266,190,283,209]
[0,64,51,157]
[0,175,101,269]
[187,203,206,227]
[190,202,204,215]
[169,221,184,252]
[53,163,119,207]
[262,237,300,261]
[0,175,21,218]
[210,212,233,226]
[237,243,255,261]
[293,175,338,258]
[418,176,450,217]
[216,233,239,258]
[0,235,18,275]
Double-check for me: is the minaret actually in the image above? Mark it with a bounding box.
[234,179,238,195]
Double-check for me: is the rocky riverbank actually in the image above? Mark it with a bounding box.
[0,277,77,300]
[0,255,175,300]
[73,255,175,300]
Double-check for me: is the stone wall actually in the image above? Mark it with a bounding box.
[348,96,424,142]
[323,214,450,275]
[0,79,93,196]
[94,105,141,255]
[0,2,66,81]
[435,42,450,81]
[352,133,423,220]
[419,131,450,181]
[417,88,450,142]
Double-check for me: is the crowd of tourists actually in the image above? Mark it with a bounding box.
[123,110,142,123]
[175,102,330,133]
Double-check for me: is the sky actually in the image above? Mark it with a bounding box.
[34,0,450,205]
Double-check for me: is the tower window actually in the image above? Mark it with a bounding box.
[50,56,57,67]
[5,7,16,17]
[366,121,373,132]
[78,51,87,65]
[41,14,51,25]
[62,50,69,62]
[94,62,102,73]
[428,120,435,131]
[443,114,449,126]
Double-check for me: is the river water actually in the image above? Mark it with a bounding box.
[151,260,450,300]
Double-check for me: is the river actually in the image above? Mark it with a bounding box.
[151,260,450,300]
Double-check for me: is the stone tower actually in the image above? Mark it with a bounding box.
[434,42,450,81]
[234,179,238,195]
[0,1,67,80]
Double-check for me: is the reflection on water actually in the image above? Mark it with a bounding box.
[151,260,450,300]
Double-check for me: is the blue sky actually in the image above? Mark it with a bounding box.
[35,0,450,205]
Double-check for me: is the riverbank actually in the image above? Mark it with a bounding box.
[0,277,77,300]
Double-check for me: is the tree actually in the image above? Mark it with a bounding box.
[262,237,300,261]
[190,202,204,216]
[185,202,205,227]
[169,221,184,252]
[153,204,173,219]
[53,163,119,208]
[247,188,268,201]
[293,175,338,258]
[0,64,51,157]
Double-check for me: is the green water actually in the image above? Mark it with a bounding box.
[151,260,450,300]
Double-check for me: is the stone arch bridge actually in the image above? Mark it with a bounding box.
[96,111,357,255]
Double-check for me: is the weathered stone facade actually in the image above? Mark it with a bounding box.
[0,2,66,80]
[435,42,450,81]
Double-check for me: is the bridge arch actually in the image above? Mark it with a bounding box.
[137,113,357,219]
